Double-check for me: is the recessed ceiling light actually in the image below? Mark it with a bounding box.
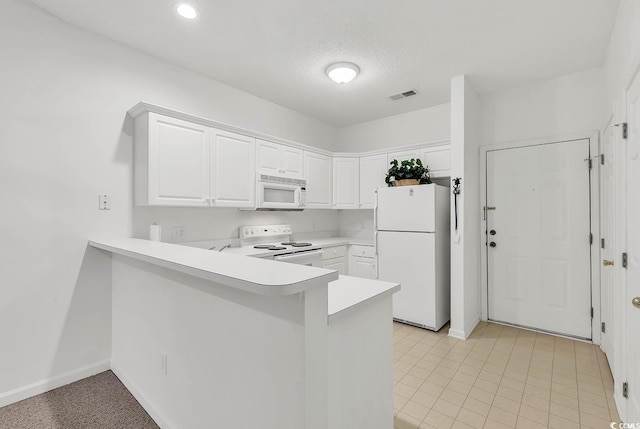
[176,4,198,19]
[326,62,359,84]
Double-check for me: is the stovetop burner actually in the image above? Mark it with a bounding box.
[267,246,287,250]
[281,241,297,245]
[290,243,312,247]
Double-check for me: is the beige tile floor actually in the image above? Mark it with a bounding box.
[393,321,618,429]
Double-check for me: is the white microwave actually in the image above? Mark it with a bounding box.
[252,174,306,211]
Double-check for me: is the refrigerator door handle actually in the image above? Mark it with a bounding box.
[374,231,379,278]
[373,189,378,231]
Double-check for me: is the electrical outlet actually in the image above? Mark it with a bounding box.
[172,226,186,241]
[98,194,110,210]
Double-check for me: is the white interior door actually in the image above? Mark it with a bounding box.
[600,123,616,362]
[625,68,640,423]
[486,139,592,339]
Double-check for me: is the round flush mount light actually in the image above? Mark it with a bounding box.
[326,62,359,84]
[176,3,198,19]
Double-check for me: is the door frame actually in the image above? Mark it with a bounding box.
[479,131,600,343]
[599,113,615,359]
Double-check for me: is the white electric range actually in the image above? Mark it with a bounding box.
[237,224,324,267]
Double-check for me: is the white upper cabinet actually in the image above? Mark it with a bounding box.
[210,129,255,208]
[256,139,304,179]
[420,145,451,177]
[304,151,332,208]
[359,154,388,209]
[134,111,255,207]
[136,112,211,207]
[333,157,359,209]
[387,149,420,165]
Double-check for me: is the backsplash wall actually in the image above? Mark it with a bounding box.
[338,210,375,242]
[133,207,340,243]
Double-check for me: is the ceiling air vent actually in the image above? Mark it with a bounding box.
[390,90,418,101]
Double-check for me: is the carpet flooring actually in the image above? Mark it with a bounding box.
[0,371,159,429]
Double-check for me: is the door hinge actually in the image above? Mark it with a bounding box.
[614,122,628,139]
[623,252,628,268]
[588,159,593,170]
[600,154,605,165]
[601,238,605,249]
[589,233,593,245]
[590,307,594,318]
[601,322,606,333]
[623,382,629,398]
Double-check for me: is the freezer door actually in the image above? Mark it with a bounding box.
[377,231,436,328]
[376,185,435,232]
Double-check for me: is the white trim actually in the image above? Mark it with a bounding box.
[111,363,175,429]
[479,131,600,343]
[128,101,451,160]
[334,139,451,158]
[0,360,110,408]
[448,317,480,340]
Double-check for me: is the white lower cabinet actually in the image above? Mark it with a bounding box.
[322,245,347,274]
[348,245,377,279]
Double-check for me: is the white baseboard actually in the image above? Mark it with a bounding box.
[110,364,173,429]
[0,360,110,408]
[448,316,480,341]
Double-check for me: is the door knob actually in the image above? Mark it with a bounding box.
[489,242,497,248]
[633,297,640,309]
[603,260,615,266]
[490,230,496,235]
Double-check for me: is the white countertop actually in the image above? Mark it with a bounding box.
[328,275,400,319]
[89,238,338,296]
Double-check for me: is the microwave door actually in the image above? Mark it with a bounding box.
[260,182,298,208]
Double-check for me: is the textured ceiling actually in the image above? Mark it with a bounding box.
[27,0,619,127]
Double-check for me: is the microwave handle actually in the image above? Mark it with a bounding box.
[295,187,302,204]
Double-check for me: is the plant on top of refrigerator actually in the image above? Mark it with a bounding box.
[385,158,431,186]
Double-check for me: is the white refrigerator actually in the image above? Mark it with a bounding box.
[375,184,450,330]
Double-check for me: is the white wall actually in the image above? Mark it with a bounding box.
[337,104,451,153]
[604,0,640,111]
[0,0,338,404]
[481,67,605,144]
[448,76,482,340]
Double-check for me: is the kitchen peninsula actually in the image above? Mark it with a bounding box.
[89,238,399,429]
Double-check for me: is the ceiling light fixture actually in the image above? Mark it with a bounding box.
[176,4,198,19]
[326,62,359,84]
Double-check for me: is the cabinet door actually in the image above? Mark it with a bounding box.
[281,146,304,179]
[323,259,347,275]
[304,151,332,208]
[256,139,281,176]
[359,154,388,209]
[146,113,211,206]
[210,128,255,208]
[333,157,359,209]
[387,149,421,166]
[349,256,377,279]
[420,145,451,178]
